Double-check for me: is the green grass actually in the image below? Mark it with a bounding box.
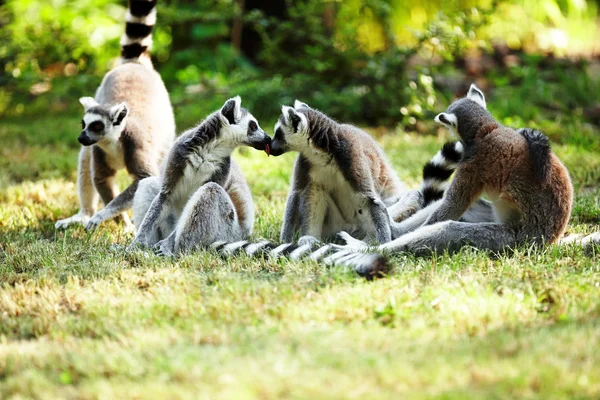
[1,106,600,399]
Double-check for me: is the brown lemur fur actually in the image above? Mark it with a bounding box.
[55,0,175,231]
[335,84,574,260]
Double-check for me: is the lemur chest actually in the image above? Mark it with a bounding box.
[173,148,228,209]
[308,165,363,220]
[97,141,125,170]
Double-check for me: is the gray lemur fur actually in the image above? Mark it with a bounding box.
[336,84,574,262]
[129,96,271,256]
[55,0,175,231]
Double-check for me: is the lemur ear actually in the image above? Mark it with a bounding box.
[221,95,242,125]
[79,97,99,110]
[281,106,293,125]
[281,106,305,133]
[294,99,309,109]
[110,102,129,126]
[434,112,457,129]
[467,84,486,109]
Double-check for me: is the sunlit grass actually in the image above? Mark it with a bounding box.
[1,111,599,398]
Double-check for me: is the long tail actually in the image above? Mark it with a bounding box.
[210,238,390,280]
[120,0,157,66]
[420,141,463,206]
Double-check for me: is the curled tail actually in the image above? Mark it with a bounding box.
[518,128,551,183]
[210,238,389,280]
[120,0,157,66]
[421,141,463,206]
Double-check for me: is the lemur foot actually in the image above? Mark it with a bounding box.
[153,238,175,257]
[298,235,320,246]
[85,213,105,231]
[55,212,92,229]
[334,231,370,251]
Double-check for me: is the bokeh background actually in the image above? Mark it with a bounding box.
[1,0,599,128]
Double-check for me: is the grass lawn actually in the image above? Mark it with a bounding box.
[1,104,600,399]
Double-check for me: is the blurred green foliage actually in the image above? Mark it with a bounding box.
[0,0,598,127]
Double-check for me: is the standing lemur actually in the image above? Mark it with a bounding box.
[129,96,271,256]
[55,0,175,231]
[331,84,574,272]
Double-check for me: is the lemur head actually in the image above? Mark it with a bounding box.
[434,84,494,142]
[270,100,311,157]
[217,96,271,153]
[78,97,129,146]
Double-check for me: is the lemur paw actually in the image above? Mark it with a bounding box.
[298,235,320,246]
[335,231,369,251]
[55,213,91,229]
[153,240,174,257]
[85,214,104,231]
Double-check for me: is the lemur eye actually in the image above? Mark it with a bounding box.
[249,121,257,131]
[89,121,104,132]
[81,120,85,129]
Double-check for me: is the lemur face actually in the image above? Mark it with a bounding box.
[78,97,128,146]
[219,96,271,153]
[434,84,487,139]
[270,100,310,157]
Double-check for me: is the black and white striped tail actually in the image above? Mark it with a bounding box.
[120,0,156,64]
[421,141,463,206]
[210,239,390,280]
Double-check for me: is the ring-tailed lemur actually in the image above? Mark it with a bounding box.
[128,96,271,256]
[330,84,574,272]
[268,100,440,244]
[55,0,175,231]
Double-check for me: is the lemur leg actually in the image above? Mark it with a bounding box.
[90,174,133,230]
[378,221,518,256]
[55,146,99,229]
[130,191,170,248]
[86,178,140,230]
[386,188,424,223]
[157,182,244,256]
[280,190,301,242]
[366,195,392,243]
[424,177,482,226]
[132,176,161,230]
[339,221,518,255]
[301,186,329,239]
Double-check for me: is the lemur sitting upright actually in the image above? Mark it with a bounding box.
[129,96,271,256]
[334,84,574,268]
[55,0,175,231]
[268,100,433,244]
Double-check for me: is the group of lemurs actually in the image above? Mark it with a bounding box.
[55,0,599,278]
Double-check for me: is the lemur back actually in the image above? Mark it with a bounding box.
[56,0,175,231]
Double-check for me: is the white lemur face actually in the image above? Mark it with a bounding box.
[269,100,310,157]
[434,84,487,137]
[218,96,271,152]
[78,97,128,146]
